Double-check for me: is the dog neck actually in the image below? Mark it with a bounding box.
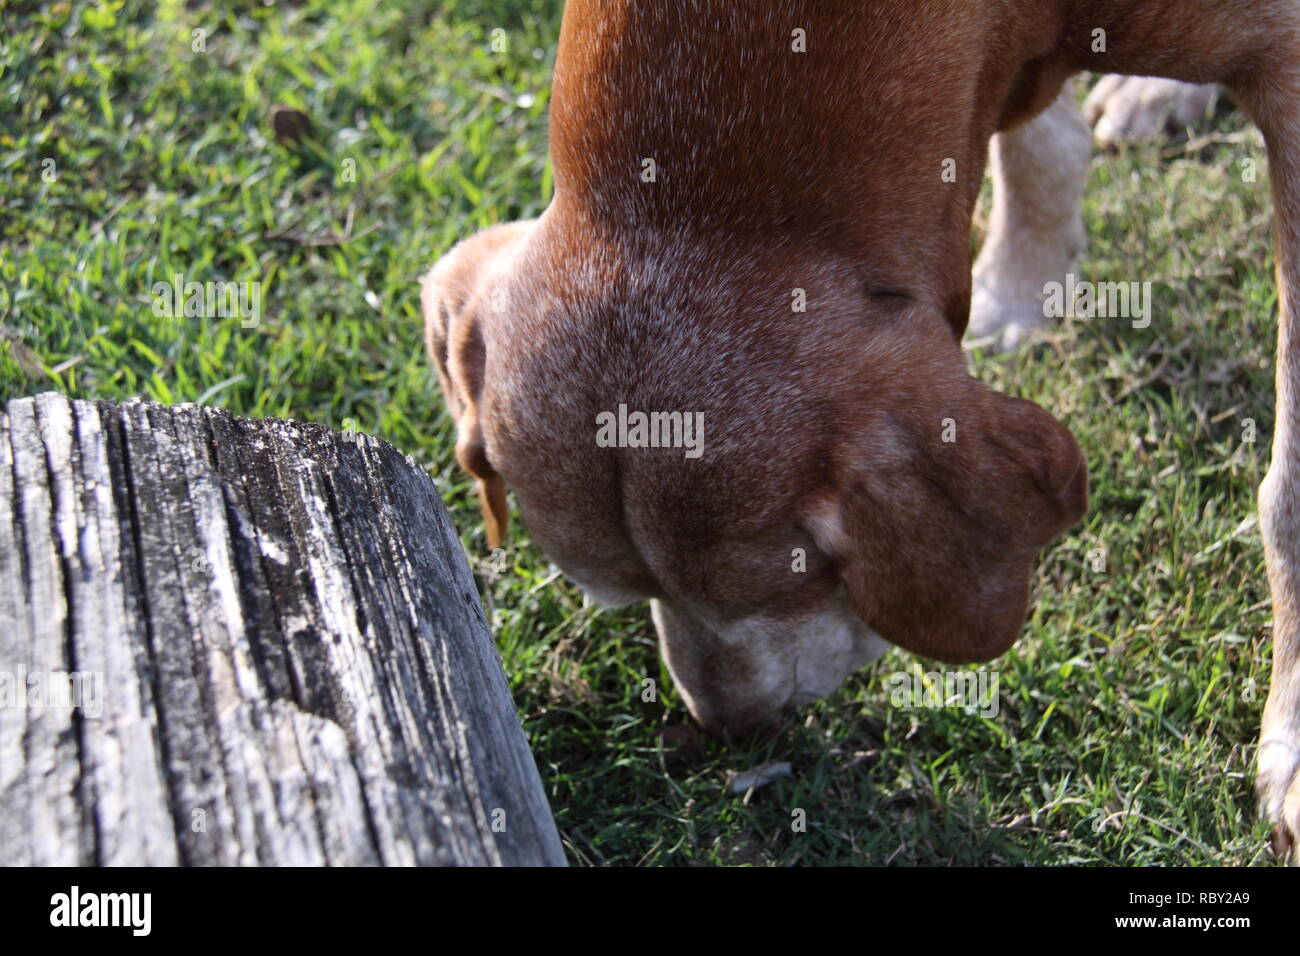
[545,0,1061,332]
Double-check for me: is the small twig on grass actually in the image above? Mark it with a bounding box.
[1159,128,1257,159]
[263,216,379,248]
[262,161,408,247]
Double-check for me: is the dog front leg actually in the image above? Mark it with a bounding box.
[969,79,1090,352]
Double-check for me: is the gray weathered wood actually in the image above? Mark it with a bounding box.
[0,392,565,866]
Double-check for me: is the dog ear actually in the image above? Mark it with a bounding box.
[421,222,533,548]
[810,379,1087,664]
[455,422,509,549]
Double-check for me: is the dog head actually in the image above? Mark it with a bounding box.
[422,214,1087,739]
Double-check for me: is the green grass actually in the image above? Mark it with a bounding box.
[0,0,1281,865]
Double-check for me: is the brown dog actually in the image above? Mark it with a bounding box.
[422,0,1300,855]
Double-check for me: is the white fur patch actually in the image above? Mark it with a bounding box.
[968,79,1090,352]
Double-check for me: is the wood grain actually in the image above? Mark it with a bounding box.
[0,393,565,866]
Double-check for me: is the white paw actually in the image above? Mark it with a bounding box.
[966,277,1052,353]
[1258,736,1300,861]
[967,218,1085,353]
[1083,76,1218,147]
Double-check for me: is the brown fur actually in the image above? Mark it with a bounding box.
[423,0,1300,854]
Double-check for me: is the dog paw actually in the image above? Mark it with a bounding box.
[1257,736,1300,862]
[1083,76,1218,147]
[966,279,1050,353]
[968,223,1075,353]
[967,227,1082,352]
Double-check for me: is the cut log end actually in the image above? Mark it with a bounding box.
[0,393,565,867]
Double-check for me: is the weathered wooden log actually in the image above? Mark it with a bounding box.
[0,392,565,866]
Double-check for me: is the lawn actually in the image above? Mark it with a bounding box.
[0,0,1282,865]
